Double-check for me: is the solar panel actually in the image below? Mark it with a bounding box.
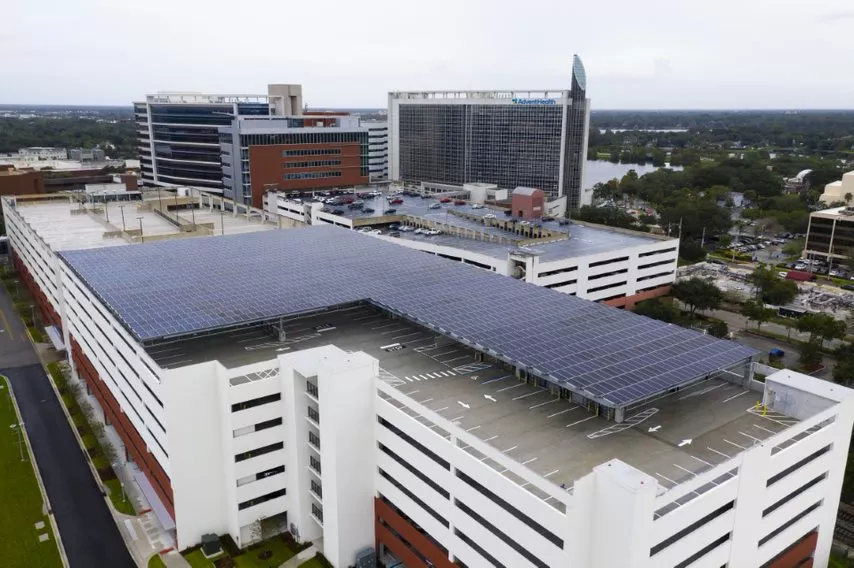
[59,225,757,407]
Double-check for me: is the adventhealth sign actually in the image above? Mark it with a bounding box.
[511,98,557,105]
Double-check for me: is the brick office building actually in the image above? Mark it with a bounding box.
[220,115,370,208]
[0,166,45,196]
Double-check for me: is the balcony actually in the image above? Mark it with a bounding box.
[309,455,322,478]
[310,479,323,501]
[311,503,324,526]
[306,381,319,402]
[306,406,320,427]
[308,430,321,452]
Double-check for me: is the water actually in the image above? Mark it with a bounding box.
[583,160,684,189]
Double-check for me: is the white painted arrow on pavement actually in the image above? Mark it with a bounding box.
[648,425,661,433]
[678,439,693,447]
[458,401,471,409]
[484,395,497,402]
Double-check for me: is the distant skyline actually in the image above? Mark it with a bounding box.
[3,0,854,109]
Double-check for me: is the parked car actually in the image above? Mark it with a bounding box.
[503,209,513,216]
[542,216,555,222]
[363,207,375,213]
[388,231,401,238]
[383,208,397,214]
[358,227,373,233]
[484,213,496,219]
[429,203,442,210]
[369,229,382,235]
[471,203,484,209]
[426,229,441,236]
[440,197,452,203]
[454,200,466,205]
[414,228,425,234]
[331,209,344,215]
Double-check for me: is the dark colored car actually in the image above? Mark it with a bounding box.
[388,231,401,238]
[384,208,397,214]
[420,194,430,199]
[331,209,344,215]
[440,197,452,203]
[390,198,404,205]
[503,209,513,216]
[454,200,465,205]
[363,207,375,213]
[842,284,854,291]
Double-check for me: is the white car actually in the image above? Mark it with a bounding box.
[414,228,425,234]
[471,203,484,209]
[484,213,496,219]
[358,227,373,233]
[425,229,441,236]
[369,229,382,235]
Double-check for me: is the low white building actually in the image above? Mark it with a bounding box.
[818,171,854,205]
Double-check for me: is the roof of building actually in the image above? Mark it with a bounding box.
[7,195,276,252]
[60,225,755,408]
[512,187,542,197]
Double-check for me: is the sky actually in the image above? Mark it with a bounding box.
[3,0,854,109]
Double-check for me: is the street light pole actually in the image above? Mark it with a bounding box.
[10,423,24,461]
[118,205,126,231]
[156,186,163,211]
[137,217,144,243]
[104,200,110,223]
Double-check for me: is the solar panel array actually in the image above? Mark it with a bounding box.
[59,225,756,407]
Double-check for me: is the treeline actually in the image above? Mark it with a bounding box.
[0,118,138,158]
[589,110,854,156]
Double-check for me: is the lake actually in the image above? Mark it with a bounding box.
[583,160,684,189]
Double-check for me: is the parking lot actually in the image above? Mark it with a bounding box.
[147,304,798,504]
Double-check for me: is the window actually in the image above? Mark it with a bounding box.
[590,256,628,268]
[759,502,822,546]
[456,499,549,568]
[308,431,321,449]
[234,442,283,463]
[238,488,286,510]
[284,171,343,181]
[231,393,281,412]
[307,406,320,423]
[674,533,730,568]
[310,455,322,474]
[255,417,283,432]
[283,148,342,157]
[651,501,734,555]
[310,479,323,498]
[639,247,677,258]
[311,503,324,522]
[379,469,448,527]
[379,443,449,499]
[378,417,449,469]
[767,445,831,486]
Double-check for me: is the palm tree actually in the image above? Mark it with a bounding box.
[846,192,853,204]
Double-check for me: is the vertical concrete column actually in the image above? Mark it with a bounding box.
[728,445,770,567]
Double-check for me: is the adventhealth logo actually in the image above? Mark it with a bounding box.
[511,98,556,105]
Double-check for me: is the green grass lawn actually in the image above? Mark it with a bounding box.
[298,557,326,568]
[148,554,167,568]
[830,554,850,568]
[104,478,136,515]
[182,536,297,568]
[0,375,63,567]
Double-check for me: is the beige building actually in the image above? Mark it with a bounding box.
[818,171,854,205]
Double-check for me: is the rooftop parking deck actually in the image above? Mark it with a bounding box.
[315,193,670,261]
[8,195,276,251]
[147,304,790,497]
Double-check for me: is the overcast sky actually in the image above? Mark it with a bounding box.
[3,0,853,109]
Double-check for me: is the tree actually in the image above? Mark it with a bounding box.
[707,320,729,338]
[634,298,681,323]
[741,300,775,330]
[671,278,723,317]
[799,342,822,370]
[783,238,805,260]
[797,313,846,348]
[679,239,706,263]
[763,279,799,306]
[833,342,854,385]
[748,265,778,298]
[846,192,853,203]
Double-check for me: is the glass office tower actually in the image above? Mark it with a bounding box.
[389,56,591,209]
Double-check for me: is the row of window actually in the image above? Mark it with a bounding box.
[238,488,286,511]
[284,171,343,181]
[237,464,285,487]
[235,441,283,463]
[284,160,342,169]
[283,148,342,157]
[232,393,281,413]
[233,417,283,438]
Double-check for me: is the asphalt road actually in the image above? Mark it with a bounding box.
[0,286,134,567]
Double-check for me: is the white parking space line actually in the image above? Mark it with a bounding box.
[353,314,380,321]
[404,376,415,382]
[447,370,456,376]
[753,424,776,434]
[677,383,726,400]
[690,455,714,467]
[739,431,762,443]
[530,399,558,409]
[566,416,596,428]
[404,390,419,396]
[439,371,450,377]
[483,435,499,442]
[724,438,747,450]
[427,373,441,378]
[655,473,678,486]
[418,375,432,381]
[381,327,409,335]
[433,406,449,412]
[521,457,538,465]
[482,375,511,385]
[497,383,525,392]
[707,446,731,459]
[722,390,749,403]
[673,464,696,477]
[466,425,481,432]
[408,337,436,346]
[392,331,423,340]
[434,350,459,357]
[502,445,518,453]
[544,469,560,478]
[443,355,471,363]
[418,398,434,404]
[548,407,575,418]
[512,391,542,401]
[448,416,464,422]
[371,322,399,330]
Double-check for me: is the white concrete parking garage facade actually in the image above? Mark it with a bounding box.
[4,212,852,568]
